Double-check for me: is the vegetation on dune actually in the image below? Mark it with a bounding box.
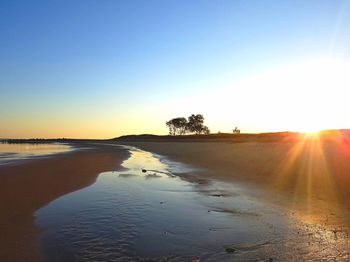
[166,114,210,135]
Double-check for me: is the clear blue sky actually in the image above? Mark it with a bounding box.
[1,0,350,138]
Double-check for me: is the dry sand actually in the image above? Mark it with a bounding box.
[120,132,350,227]
[0,143,129,262]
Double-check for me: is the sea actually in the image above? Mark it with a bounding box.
[0,142,72,166]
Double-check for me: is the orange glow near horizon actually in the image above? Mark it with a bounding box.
[1,58,348,139]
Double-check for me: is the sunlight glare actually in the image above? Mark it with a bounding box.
[210,57,350,133]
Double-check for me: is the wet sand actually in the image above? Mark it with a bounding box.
[0,143,129,261]
[120,133,350,227]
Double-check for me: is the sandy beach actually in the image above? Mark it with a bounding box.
[0,143,129,261]
[1,133,350,261]
[119,132,350,227]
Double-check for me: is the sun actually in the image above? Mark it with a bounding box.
[295,118,325,134]
[303,130,321,138]
[263,57,350,133]
[188,57,349,134]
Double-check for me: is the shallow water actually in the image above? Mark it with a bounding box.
[0,143,72,166]
[35,146,350,261]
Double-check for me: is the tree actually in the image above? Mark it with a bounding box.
[166,114,210,135]
[187,114,204,134]
[201,126,210,135]
[166,120,176,135]
[166,117,188,135]
[187,114,210,134]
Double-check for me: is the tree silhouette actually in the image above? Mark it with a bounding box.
[201,125,210,135]
[166,114,210,135]
[187,114,210,134]
[166,117,188,135]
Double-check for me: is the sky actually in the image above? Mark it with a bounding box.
[1,0,350,138]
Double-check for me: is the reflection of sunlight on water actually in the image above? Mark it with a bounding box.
[117,146,195,178]
[0,143,71,154]
[121,149,168,174]
[0,143,72,165]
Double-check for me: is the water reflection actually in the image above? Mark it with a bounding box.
[117,145,194,177]
[0,143,72,166]
[35,146,350,261]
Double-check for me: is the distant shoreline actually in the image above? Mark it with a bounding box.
[2,129,349,144]
[0,143,74,168]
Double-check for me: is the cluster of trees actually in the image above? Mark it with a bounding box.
[166,114,210,135]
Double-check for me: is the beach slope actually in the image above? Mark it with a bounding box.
[117,131,350,226]
[0,143,128,261]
